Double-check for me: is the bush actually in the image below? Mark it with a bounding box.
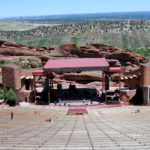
[0,60,10,67]
[3,85,8,101]
[132,48,150,59]
[38,63,43,67]
[6,88,16,106]
[0,88,4,99]
[27,58,34,63]
[71,36,79,44]
[22,65,31,70]
[31,64,37,68]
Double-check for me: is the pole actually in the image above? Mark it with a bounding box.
[105,90,107,104]
[48,91,50,104]
[119,72,122,102]
[102,71,105,91]
[33,75,36,105]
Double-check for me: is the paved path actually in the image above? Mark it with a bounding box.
[0,106,150,149]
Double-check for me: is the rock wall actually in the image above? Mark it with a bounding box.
[0,39,49,56]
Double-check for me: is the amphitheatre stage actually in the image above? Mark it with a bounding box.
[0,105,150,150]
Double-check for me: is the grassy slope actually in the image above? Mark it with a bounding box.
[1,20,150,60]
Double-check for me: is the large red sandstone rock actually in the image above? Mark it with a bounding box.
[51,43,149,67]
[58,43,148,66]
[61,71,102,81]
[1,40,147,67]
[78,43,148,66]
[0,40,49,56]
[58,43,78,57]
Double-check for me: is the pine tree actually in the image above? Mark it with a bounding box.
[6,88,16,106]
[0,88,4,100]
[3,85,7,101]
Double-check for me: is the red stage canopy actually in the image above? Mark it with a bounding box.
[43,58,109,72]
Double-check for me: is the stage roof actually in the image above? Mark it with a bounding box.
[43,58,109,72]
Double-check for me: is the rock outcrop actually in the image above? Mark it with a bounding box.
[79,43,148,66]
[0,39,148,67]
[58,43,78,57]
[0,39,149,84]
[61,71,102,82]
[0,39,149,94]
[58,43,148,66]
[0,39,49,56]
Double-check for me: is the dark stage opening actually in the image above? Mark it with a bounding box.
[25,79,30,90]
[35,84,119,105]
[36,85,100,105]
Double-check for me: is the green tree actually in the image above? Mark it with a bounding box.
[6,88,16,106]
[3,85,8,101]
[0,88,4,100]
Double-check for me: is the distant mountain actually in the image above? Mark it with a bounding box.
[1,11,150,24]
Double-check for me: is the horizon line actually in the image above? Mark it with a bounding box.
[1,10,150,20]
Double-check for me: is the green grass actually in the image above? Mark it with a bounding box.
[132,48,150,59]
[17,37,62,49]
[36,39,47,49]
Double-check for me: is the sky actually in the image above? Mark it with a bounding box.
[0,0,150,18]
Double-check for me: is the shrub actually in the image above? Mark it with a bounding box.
[31,64,37,68]
[0,60,10,67]
[3,85,8,101]
[132,48,150,59]
[27,58,34,63]
[0,88,4,100]
[22,65,31,70]
[0,60,5,64]
[6,88,16,106]
[38,63,43,67]
[71,36,79,44]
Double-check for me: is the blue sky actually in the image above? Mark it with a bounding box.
[0,0,150,18]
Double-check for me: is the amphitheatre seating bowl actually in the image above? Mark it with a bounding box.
[0,105,150,149]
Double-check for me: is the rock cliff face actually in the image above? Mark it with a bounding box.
[58,43,148,66]
[0,39,148,65]
[0,40,148,87]
[0,39,149,83]
[0,39,49,56]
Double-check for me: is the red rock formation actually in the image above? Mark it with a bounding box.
[0,39,149,86]
[0,39,49,56]
[1,40,147,67]
[58,43,78,57]
[78,43,148,66]
[61,71,102,82]
[57,43,148,66]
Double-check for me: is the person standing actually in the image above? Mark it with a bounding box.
[11,112,13,120]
